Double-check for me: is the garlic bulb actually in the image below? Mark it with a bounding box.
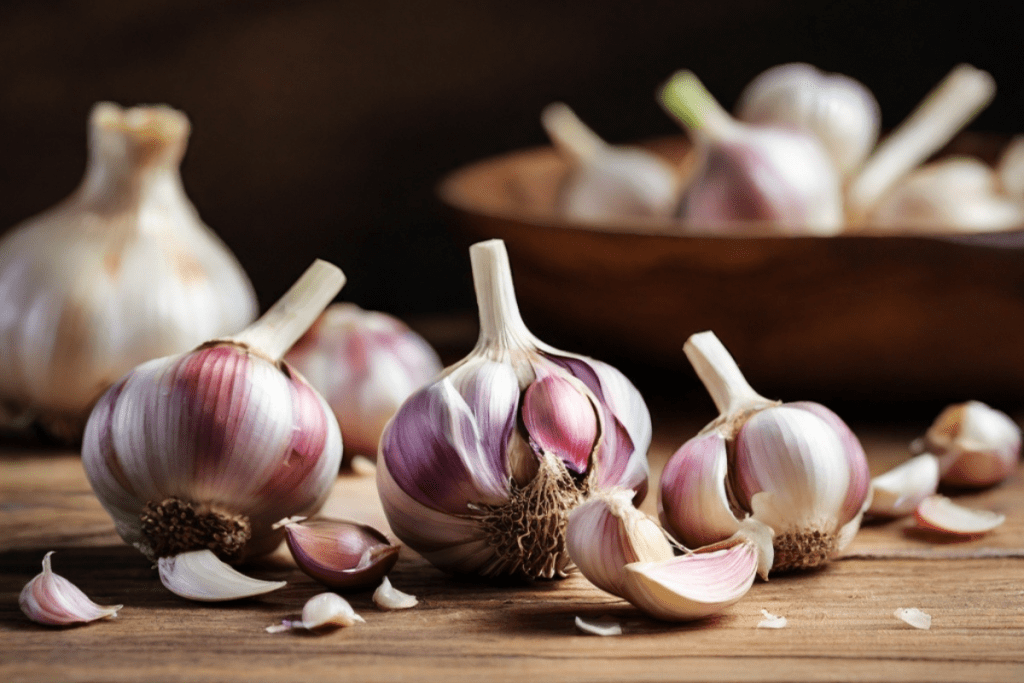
[541,102,679,222]
[285,303,442,460]
[910,401,1021,488]
[277,516,400,590]
[0,102,257,438]
[658,331,870,572]
[20,552,123,626]
[736,63,881,179]
[659,70,843,235]
[82,260,344,596]
[377,239,651,579]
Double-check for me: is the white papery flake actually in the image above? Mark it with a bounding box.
[894,607,932,630]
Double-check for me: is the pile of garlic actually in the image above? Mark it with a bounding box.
[545,63,1024,235]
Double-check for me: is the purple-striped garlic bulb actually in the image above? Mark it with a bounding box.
[82,260,345,600]
[659,331,870,573]
[377,239,651,580]
[285,303,442,461]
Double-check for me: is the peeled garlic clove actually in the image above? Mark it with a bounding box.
[541,102,679,222]
[659,70,843,235]
[868,453,940,517]
[267,592,365,633]
[157,549,286,602]
[914,495,1005,536]
[373,576,418,610]
[281,517,400,590]
[736,62,880,178]
[912,401,1021,488]
[0,103,257,439]
[20,552,122,626]
[285,303,442,461]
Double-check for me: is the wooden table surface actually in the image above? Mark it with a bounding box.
[2,411,1023,683]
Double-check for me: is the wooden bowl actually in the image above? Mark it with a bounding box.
[437,135,1024,402]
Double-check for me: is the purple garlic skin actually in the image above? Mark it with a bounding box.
[282,517,400,590]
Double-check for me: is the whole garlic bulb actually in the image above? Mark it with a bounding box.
[82,260,344,576]
[377,239,651,580]
[659,70,843,236]
[0,102,257,438]
[285,303,443,460]
[658,331,870,572]
[735,63,881,178]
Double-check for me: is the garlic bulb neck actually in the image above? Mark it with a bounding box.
[139,498,252,562]
[469,240,540,355]
[659,70,737,141]
[683,331,775,423]
[541,102,608,162]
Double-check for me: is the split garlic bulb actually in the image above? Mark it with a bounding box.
[285,303,443,460]
[541,103,679,222]
[659,70,843,235]
[658,332,870,572]
[735,63,881,178]
[377,239,651,579]
[0,102,257,438]
[82,260,344,583]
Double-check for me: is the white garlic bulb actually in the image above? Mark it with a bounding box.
[736,63,881,178]
[82,260,344,598]
[377,239,651,580]
[285,303,443,460]
[0,102,257,438]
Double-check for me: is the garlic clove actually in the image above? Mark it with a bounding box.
[522,374,600,474]
[867,453,940,518]
[266,592,365,633]
[914,495,1005,536]
[19,552,123,626]
[373,576,418,610]
[157,550,286,601]
[280,517,400,590]
[913,401,1021,488]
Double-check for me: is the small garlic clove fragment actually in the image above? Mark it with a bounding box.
[868,453,940,518]
[574,615,623,636]
[281,517,400,590]
[894,607,932,630]
[914,495,1005,536]
[266,592,365,633]
[19,552,122,626]
[757,609,787,629]
[158,550,286,602]
[914,401,1022,488]
[373,576,418,610]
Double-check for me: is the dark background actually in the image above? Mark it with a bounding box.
[1,0,1021,320]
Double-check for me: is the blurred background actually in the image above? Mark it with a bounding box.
[1,0,1022,409]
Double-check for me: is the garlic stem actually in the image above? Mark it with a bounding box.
[847,64,996,219]
[660,70,736,140]
[541,103,608,162]
[229,259,346,361]
[469,240,538,351]
[683,332,772,417]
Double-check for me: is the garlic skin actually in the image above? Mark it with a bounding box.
[377,239,651,579]
[867,453,940,518]
[659,70,843,236]
[285,303,443,460]
[736,62,881,178]
[82,260,344,570]
[659,331,870,573]
[911,401,1021,488]
[541,102,679,222]
[20,552,123,626]
[279,517,400,590]
[0,102,257,438]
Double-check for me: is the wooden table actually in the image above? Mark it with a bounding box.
[2,411,1023,683]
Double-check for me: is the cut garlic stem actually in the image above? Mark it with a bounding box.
[847,64,996,219]
[373,576,418,610]
[867,453,940,518]
[157,549,286,602]
[683,331,774,418]
[914,495,1005,536]
[468,240,539,353]
[20,552,123,626]
[541,102,608,162]
[229,259,346,361]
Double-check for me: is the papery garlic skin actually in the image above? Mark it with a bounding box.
[914,494,1006,535]
[377,240,650,580]
[0,102,257,437]
[285,303,442,460]
[20,552,122,626]
[281,517,400,590]
[911,401,1021,488]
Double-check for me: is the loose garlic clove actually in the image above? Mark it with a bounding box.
[996,136,1024,199]
[20,552,122,626]
[279,517,400,590]
[867,453,940,518]
[911,401,1021,488]
[285,303,443,461]
[914,495,1005,536]
[157,550,286,602]
[266,592,365,633]
[541,102,679,222]
[373,576,418,610]
[659,70,843,236]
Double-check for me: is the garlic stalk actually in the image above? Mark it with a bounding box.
[0,102,257,439]
[277,516,400,590]
[20,552,123,626]
[377,239,651,579]
[285,303,443,461]
[659,331,871,572]
[659,70,843,235]
[541,102,679,222]
[867,453,940,518]
[910,401,1021,488]
[736,62,881,178]
[82,260,345,599]
[914,495,1005,536]
[266,592,364,633]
